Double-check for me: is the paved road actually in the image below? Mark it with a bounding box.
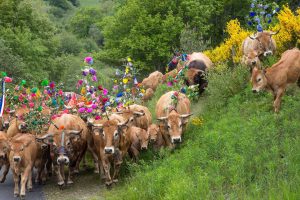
[0,171,45,200]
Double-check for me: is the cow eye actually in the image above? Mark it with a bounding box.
[114,132,119,139]
[167,125,171,129]
[257,78,261,82]
[66,140,71,146]
[101,132,105,137]
[179,124,182,128]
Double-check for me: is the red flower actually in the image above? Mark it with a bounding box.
[98,85,103,91]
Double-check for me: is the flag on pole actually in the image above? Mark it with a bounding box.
[0,80,5,117]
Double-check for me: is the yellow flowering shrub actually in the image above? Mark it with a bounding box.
[204,19,251,65]
[204,6,300,67]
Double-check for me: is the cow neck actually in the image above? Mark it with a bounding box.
[264,70,275,92]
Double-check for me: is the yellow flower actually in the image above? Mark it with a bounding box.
[127,57,132,62]
[141,89,145,94]
[125,67,130,74]
[123,78,128,84]
[191,117,204,126]
[80,87,86,95]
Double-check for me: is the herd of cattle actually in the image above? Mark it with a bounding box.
[0,30,300,199]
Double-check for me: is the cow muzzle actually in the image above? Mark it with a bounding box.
[141,146,148,151]
[0,153,5,160]
[264,51,273,56]
[18,124,27,132]
[57,155,70,165]
[104,147,114,154]
[252,89,258,93]
[3,122,9,129]
[171,136,182,144]
[13,156,21,163]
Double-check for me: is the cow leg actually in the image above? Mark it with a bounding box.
[20,166,31,199]
[130,146,139,162]
[75,144,88,174]
[67,167,73,185]
[12,170,20,197]
[27,169,33,192]
[297,78,300,87]
[0,163,9,183]
[87,140,100,174]
[102,159,112,186]
[273,88,285,113]
[55,165,65,186]
[46,153,53,177]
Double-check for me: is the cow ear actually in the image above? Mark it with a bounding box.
[180,113,193,124]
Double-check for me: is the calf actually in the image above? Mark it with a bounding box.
[251,48,300,112]
[0,131,9,183]
[141,71,163,91]
[148,124,166,151]
[128,126,149,161]
[0,110,15,132]
[91,118,130,186]
[9,134,39,199]
[156,91,192,148]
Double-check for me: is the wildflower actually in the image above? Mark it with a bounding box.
[49,81,55,89]
[103,88,108,96]
[86,108,93,113]
[268,19,272,24]
[264,5,269,10]
[89,68,96,75]
[95,115,101,120]
[78,107,86,113]
[250,3,255,8]
[249,11,256,17]
[82,69,89,76]
[92,75,97,82]
[191,117,204,126]
[84,57,93,65]
[167,82,173,87]
[248,21,253,26]
[257,24,263,32]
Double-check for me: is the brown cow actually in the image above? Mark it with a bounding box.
[141,71,163,90]
[128,126,149,161]
[91,118,130,186]
[7,107,30,138]
[0,131,9,183]
[0,109,15,132]
[242,31,278,69]
[251,48,300,112]
[156,91,192,148]
[36,114,94,187]
[148,124,166,151]
[116,104,152,131]
[9,134,39,199]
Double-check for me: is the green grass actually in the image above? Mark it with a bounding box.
[94,65,300,200]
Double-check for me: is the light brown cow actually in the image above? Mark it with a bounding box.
[141,71,163,90]
[91,117,130,186]
[0,131,9,183]
[148,124,166,151]
[9,134,39,199]
[251,48,300,112]
[242,31,278,69]
[0,109,15,132]
[117,104,152,131]
[36,114,96,187]
[128,126,149,161]
[185,52,213,69]
[7,107,30,138]
[156,91,192,147]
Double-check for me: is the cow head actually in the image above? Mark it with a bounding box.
[115,108,145,127]
[249,30,279,57]
[1,110,14,130]
[157,110,193,144]
[36,129,83,165]
[9,139,32,165]
[92,119,129,154]
[244,50,261,68]
[0,136,9,160]
[148,124,160,143]
[137,129,149,150]
[251,67,268,93]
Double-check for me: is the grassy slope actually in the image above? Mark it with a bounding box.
[96,65,300,199]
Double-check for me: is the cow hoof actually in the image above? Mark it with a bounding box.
[94,169,100,174]
[48,172,52,177]
[113,179,118,183]
[73,169,79,174]
[14,193,19,197]
[20,195,25,200]
[67,180,74,185]
[105,181,113,187]
[0,176,5,183]
[58,181,64,186]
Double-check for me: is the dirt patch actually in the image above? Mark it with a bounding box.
[43,167,105,200]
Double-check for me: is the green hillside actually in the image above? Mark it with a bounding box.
[99,65,300,199]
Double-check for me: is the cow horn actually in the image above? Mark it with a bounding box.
[133,111,145,116]
[249,33,258,40]
[68,129,83,135]
[157,117,167,121]
[64,105,72,109]
[179,113,193,118]
[114,111,123,114]
[93,124,103,128]
[118,119,129,127]
[36,133,54,140]
[270,29,280,36]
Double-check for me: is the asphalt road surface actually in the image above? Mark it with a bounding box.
[0,171,45,200]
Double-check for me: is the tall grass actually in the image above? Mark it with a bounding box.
[98,65,300,200]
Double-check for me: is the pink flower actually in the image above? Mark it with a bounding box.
[167,82,173,87]
[77,102,84,108]
[49,81,55,89]
[102,88,108,96]
[84,57,93,65]
[29,102,35,108]
[91,104,97,109]
[92,75,97,82]
[58,89,63,96]
[95,115,101,120]
[4,77,12,83]
[78,107,86,113]
[31,93,36,98]
[86,108,93,113]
